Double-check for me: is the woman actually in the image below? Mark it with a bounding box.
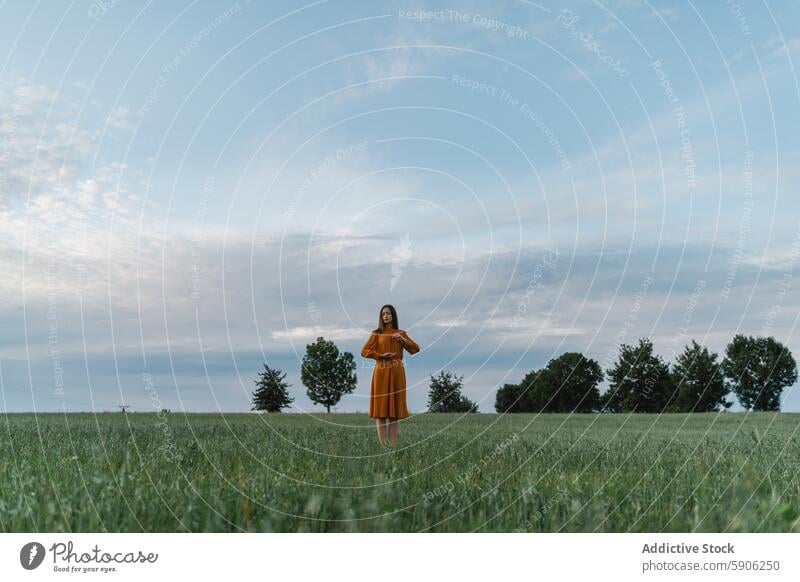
[360,304,420,448]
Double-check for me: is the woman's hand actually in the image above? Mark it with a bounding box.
[378,352,396,360]
[390,333,406,344]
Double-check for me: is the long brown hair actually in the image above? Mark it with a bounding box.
[373,304,398,333]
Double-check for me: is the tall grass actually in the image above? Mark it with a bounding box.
[1,412,799,532]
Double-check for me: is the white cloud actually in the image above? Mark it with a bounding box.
[104,105,132,131]
[271,326,365,341]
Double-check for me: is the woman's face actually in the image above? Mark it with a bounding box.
[381,308,393,326]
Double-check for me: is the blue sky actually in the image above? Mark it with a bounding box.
[1,0,799,413]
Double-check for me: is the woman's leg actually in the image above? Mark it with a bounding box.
[374,418,387,444]
[387,417,398,448]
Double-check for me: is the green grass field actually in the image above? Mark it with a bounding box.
[2,412,799,532]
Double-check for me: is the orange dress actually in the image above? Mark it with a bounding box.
[360,326,420,419]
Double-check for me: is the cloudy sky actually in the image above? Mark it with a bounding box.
[1,0,799,413]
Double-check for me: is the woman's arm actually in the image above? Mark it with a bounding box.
[399,331,420,355]
[360,333,379,359]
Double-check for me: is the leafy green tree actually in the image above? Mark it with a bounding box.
[721,334,798,411]
[494,370,546,412]
[604,338,675,412]
[300,337,357,413]
[495,382,526,413]
[671,340,731,412]
[517,369,546,411]
[251,363,294,413]
[536,352,604,412]
[428,371,478,413]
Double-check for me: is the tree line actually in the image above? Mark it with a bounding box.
[495,335,797,413]
[250,334,798,414]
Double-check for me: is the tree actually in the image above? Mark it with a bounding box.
[671,340,731,412]
[428,371,478,413]
[251,363,294,413]
[300,337,357,413]
[495,382,526,413]
[517,369,547,411]
[536,352,604,412]
[604,338,675,413]
[721,334,798,411]
[495,369,550,412]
